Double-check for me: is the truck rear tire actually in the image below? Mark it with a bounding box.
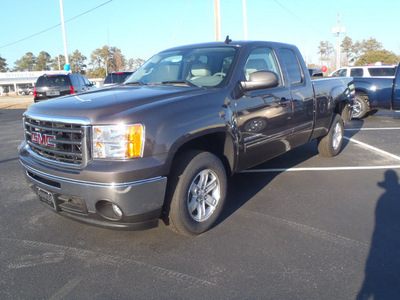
[317,114,344,158]
[164,151,227,236]
[352,95,368,119]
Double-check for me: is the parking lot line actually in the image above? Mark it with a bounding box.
[241,165,400,173]
[242,133,400,173]
[345,127,400,131]
[343,136,400,162]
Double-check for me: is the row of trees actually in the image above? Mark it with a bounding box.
[317,37,400,71]
[0,46,145,78]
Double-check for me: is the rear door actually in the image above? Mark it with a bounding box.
[279,48,314,148]
[392,64,400,110]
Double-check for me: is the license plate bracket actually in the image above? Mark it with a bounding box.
[46,91,60,96]
[37,187,58,211]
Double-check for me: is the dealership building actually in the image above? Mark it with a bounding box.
[0,71,69,96]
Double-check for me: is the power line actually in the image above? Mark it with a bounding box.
[0,0,113,49]
[273,0,325,36]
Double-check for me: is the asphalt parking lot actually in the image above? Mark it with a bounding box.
[1,108,399,299]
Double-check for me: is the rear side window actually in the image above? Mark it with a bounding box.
[82,76,91,86]
[70,75,80,87]
[368,67,396,76]
[280,48,303,85]
[104,72,133,84]
[36,75,70,87]
[78,76,86,87]
[350,68,364,77]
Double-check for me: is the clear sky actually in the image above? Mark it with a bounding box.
[1,0,399,69]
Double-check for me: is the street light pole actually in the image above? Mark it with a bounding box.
[214,0,221,41]
[332,14,345,69]
[59,0,70,70]
[243,0,248,40]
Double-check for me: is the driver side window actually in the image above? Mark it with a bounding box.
[244,47,282,86]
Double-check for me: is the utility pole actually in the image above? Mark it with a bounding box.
[243,0,248,40]
[214,0,221,41]
[59,0,70,71]
[332,14,345,69]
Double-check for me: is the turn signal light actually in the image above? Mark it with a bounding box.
[126,125,143,158]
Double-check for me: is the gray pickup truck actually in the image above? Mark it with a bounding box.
[19,40,354,236]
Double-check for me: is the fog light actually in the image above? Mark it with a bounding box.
[112,204,123,217]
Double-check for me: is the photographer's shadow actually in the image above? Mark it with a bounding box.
[357,170,400,299]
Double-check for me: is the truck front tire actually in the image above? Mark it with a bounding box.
[317,114,344,158]
[164,151,227,236]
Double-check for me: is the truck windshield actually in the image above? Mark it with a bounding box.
[125,47,237,88]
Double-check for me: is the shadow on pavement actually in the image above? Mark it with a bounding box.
[218,141,323,225]
[357,170,400,299]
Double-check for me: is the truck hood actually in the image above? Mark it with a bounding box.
[26,85,206,123]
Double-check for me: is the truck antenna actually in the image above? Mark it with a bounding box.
[224,35,232,44]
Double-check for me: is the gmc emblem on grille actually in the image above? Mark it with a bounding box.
[31,132,56,147]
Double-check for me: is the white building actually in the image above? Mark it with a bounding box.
[0,71,69,96]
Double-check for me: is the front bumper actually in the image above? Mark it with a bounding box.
[19,142,168,231]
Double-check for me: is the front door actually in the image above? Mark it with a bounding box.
[235,47,293,170]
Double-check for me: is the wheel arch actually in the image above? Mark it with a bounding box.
[334,100,351,124]
[167,130,236,179]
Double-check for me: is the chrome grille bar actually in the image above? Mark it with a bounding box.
[23,113,91,169]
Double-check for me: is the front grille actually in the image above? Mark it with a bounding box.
[24,114,90,168]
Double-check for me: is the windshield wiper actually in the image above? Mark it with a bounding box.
[124,81,146,86]
[150,80,197,87]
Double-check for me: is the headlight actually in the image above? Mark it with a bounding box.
[93,124,144,159]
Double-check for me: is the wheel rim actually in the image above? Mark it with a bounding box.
[187,169,220,222]
[332,122,343,150]
[353,99,362,118]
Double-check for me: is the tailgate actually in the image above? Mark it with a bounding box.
[392,63,400,110]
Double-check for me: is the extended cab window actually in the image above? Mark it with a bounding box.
[244,47,282,86]
[280,48,303,85]
[350,68,363,77]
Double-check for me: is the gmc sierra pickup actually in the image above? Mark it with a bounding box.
[19,40,354,236]
[352,63,400,118]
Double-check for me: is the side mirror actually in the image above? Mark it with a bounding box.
[240,71,279,91]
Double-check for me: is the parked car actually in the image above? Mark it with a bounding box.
[19,40,354,236]
[17,85,34,95]
[330,65,396,78]
[34,73,96,102]
[351,64,400,118]
[103,71,134,86]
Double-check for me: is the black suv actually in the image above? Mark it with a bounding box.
[34,73,95,102]
[103,71,133,86]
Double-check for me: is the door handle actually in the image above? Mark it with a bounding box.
[278,97,291,105]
